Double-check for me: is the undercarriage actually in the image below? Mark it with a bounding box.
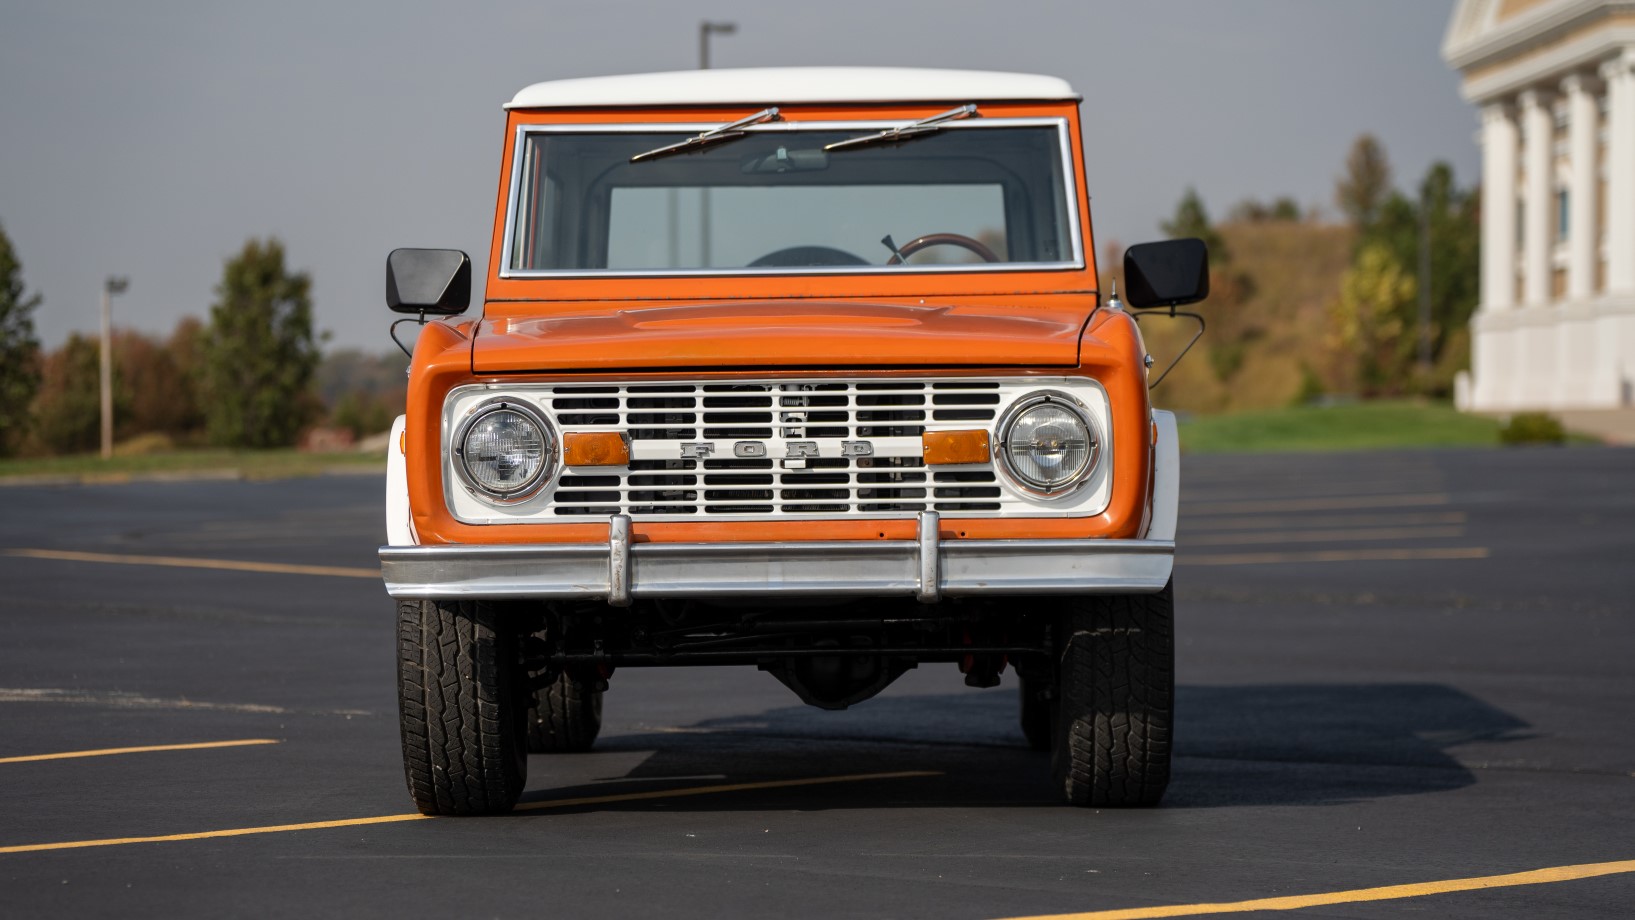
[519,597,1055,710]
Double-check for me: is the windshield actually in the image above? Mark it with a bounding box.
[505,122,1078,275]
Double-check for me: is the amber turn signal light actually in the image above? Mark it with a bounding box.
[562,431,630,467]
[922,429,990,465]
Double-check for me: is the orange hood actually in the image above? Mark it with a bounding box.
[471,298,1096,373]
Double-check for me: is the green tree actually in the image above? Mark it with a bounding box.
[1331,242,1417,395]
[198,239,321,447]
[1335,134,1392,231]
[1356,162,1481,394]
[1161,187,1229,263]
[1228,199,1270,223]
[0,222,43,455]
[1270,197,1302,221]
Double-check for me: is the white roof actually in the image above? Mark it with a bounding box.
[505,67,1079,109]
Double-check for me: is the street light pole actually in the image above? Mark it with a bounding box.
[697,21,737,268]
[99,275,128,460]
[699,20,735,71]
[1417,186,1432,384]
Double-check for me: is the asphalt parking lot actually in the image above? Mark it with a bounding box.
[1,446,1632,919]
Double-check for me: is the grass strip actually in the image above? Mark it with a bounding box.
[1177,400,1504,453]
[0,448,385,483]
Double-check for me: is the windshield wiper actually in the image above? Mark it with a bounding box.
[629,108,782,163]
[823,104,978,152]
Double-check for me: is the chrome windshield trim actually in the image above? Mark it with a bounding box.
[498,117,1084,278]
[498,261,1085,280]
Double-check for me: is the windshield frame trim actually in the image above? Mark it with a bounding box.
[497,117,1084,280]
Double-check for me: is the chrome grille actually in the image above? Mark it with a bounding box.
[545,380,1000,518]
[443,376,1114,524]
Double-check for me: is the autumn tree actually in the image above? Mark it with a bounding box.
[198,239,321,447]
[1156,189,1259,382]
[114,320,205,440]
[0,222,43,455]
[1335,134,1392,231]
[29,334,109,454]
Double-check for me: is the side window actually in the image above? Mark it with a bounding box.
[511,138,555,270]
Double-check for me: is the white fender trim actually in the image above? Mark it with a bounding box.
[1147,410,1181,543]
[385,415,415,546]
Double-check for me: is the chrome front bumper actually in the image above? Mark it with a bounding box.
[379,511,1173,604]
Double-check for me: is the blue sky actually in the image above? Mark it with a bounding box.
[0,0,1474,351]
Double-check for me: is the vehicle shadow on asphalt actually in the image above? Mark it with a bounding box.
[518,683,1532,812]
[1167,682,1534,808]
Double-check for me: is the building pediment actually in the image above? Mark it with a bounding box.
[1446,0,1635,101]
[1446,0,1633,67]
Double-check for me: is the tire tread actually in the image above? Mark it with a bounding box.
[527,671,603,753]
[398,599,526,816]
[1050,581,1174,807]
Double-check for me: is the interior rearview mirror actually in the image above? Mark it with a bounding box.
[1122,238,1209,309]
[387,248,471,315]
[740,146,829,174]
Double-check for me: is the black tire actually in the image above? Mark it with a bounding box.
[1049,580,1174,807]
[527,671,603,753]
[397,599,528,816]
[1019,673,1054,752]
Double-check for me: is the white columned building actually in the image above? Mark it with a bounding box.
[1445,0,1635,411]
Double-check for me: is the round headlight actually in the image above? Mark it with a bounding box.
[998,394,1099,495]
[455,401,553,500]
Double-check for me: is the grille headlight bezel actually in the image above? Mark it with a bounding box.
[995,390,1101,498]
[451,398,556,503]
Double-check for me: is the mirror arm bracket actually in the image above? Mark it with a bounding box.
[1131,306,1206,389]
[389,310,426,363]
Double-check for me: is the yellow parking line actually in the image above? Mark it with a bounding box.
[1182,547,1489,566]
[0,739,279,765]
[0,770,936,855]
[1186,493,1450,516]
[0,813,431,854]
[2,548,377,579]
[1185,525,1465,547]
[996,857,1635,919]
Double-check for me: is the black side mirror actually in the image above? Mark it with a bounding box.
[387,248,470,315]
[1122,238,1209,309]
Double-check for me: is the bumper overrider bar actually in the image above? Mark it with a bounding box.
[380,411,1182,603]
[380,511,1173,604]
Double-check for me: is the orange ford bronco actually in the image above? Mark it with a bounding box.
[380,67,1209,815]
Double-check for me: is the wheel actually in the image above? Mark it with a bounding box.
[527,671,603,753]
[1018,673,1054,752]
[1049,580,1174,807]
[397,599,528,815]
[885,232,1002,264]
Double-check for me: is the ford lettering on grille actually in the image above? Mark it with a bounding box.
[684,439,874,460]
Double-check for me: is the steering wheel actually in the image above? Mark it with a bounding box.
[749,246,869,267]
[886,233,1002,265]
